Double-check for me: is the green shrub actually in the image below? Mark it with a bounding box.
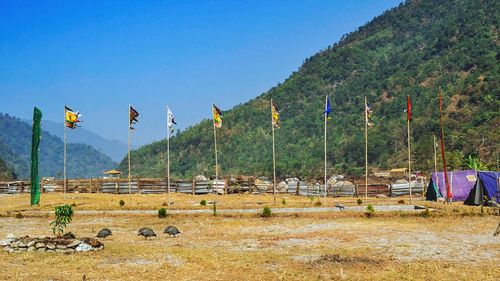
[119,200,125,207]
[200,199,207,206]
[158,207,167,218]
[365,204,375,218]
[281,198,287,206]
[262,207,272,218]
[50,205,74,237]
[357,198,363,205]
[314,200,322,206]
[420,207,431,218]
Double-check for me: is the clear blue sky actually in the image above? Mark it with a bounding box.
[0,0,402,146]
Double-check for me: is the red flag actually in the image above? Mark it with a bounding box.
[406,95,412,122]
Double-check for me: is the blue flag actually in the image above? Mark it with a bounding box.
[324,96,332,119]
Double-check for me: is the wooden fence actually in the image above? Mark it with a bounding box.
[0,177,416,197]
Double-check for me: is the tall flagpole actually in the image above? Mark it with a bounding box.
[167,106,171,207]
[63,107,67,194]
[128,105,132,195]
[324,95,328,204]
[364,96,368,198]
[213,105,219,195]
[271,99,277,205]
[438,89,452,203]
[407,100,412,204]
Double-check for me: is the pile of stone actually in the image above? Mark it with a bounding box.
[1,234,104,254]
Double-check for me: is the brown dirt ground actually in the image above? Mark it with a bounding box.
[0,194,499,281]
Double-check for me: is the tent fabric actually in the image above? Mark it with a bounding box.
[464,171,499,205]
[426,170,477,201]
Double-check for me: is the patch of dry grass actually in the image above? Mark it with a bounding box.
[0,194,498,280]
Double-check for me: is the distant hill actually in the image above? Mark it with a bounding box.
[119,0,499,179]
[37,119,129,162]
[0,156,16,181]
[0,113,117,179]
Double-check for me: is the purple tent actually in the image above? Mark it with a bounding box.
[429,170,477,201]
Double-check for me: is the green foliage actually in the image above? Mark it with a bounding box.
[50,205,74,237]
[119,200,125,207]
[117,0,500,178]
[281,198,287,206]
[200,199,207,206]
[357,199,363,205]
[365,204,375,218]
[464,155,488,171]
[262,207,272,218]
[420,207,431,218]
[0,156,16,181]
[0,113,117,179]
[158,207,167,218]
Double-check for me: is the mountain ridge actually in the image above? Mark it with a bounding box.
[119,0,498,179]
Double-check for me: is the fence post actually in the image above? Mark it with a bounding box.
[41,179,44,193]
[296,181,300,196]
[115,179,118,194]
[20,181,24,193]
[137,178,141,194]
[192,180,196,195]
[89,178,93,194]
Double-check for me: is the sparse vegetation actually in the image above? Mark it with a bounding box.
[50,204,74,237]
[158,207,167,218]
[357,199,363,205]
[314,199,322,207]
[262,206,272,218]
[365,204,375,218]
[200,199,207,206]
[281,198,287,206]
[398,199,405,204]
[119,200,125,207]
[14,212,23,219]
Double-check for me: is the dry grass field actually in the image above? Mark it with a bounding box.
[0,194,499,280]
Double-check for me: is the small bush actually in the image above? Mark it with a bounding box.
[420,207,431,218]
[50,205,74,237]
[314,200,322,207]
[309,196,315,203]
[14,212,23,219]
[365,204,375,218]
[200,199,207,206]
[119,200,125,207]
[398,199,405,204]
[357,198,363,205]
[162,202,168,207]
[281,198,287,206]
[262,207,272,218]
[158,207,167,218]
[71,202,77,207]
[213,202,217,217]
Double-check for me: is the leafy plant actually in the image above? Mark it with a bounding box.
[158,207,167,218]
[200,199,207,206]
[314,199,322,206]
[50,205,74,237]
[281,198,287,206]
[420,207,431,218]
[119,200,125,207]
[357,199,363,205]
[365,204,375,218]
[262,207,272,218]
[14,212,23,219]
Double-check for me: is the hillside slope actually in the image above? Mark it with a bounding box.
[119,0,499,179]
[38,119,129,162]
[0,113,117,179]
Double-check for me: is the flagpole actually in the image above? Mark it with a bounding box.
[271,99,277,205]
[364,96,368,199]
[433,134,438,187]
[213,105,219,195]
[128,105,132,195]
[63,106,67,194]
[167,106,171,208]
[407,102,412,204]
[324,95,328,204]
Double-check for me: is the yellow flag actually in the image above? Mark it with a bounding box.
[272,102,280,128]
[212,104,222,128]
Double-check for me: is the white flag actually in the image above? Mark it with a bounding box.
[167,108,176,133]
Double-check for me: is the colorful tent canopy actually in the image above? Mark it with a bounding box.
[426,170,477,201]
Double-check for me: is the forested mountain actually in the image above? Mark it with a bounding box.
[38,119,129,162]
[119,0,499,179]
[0,113,117,179]
[0,156,16,180]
